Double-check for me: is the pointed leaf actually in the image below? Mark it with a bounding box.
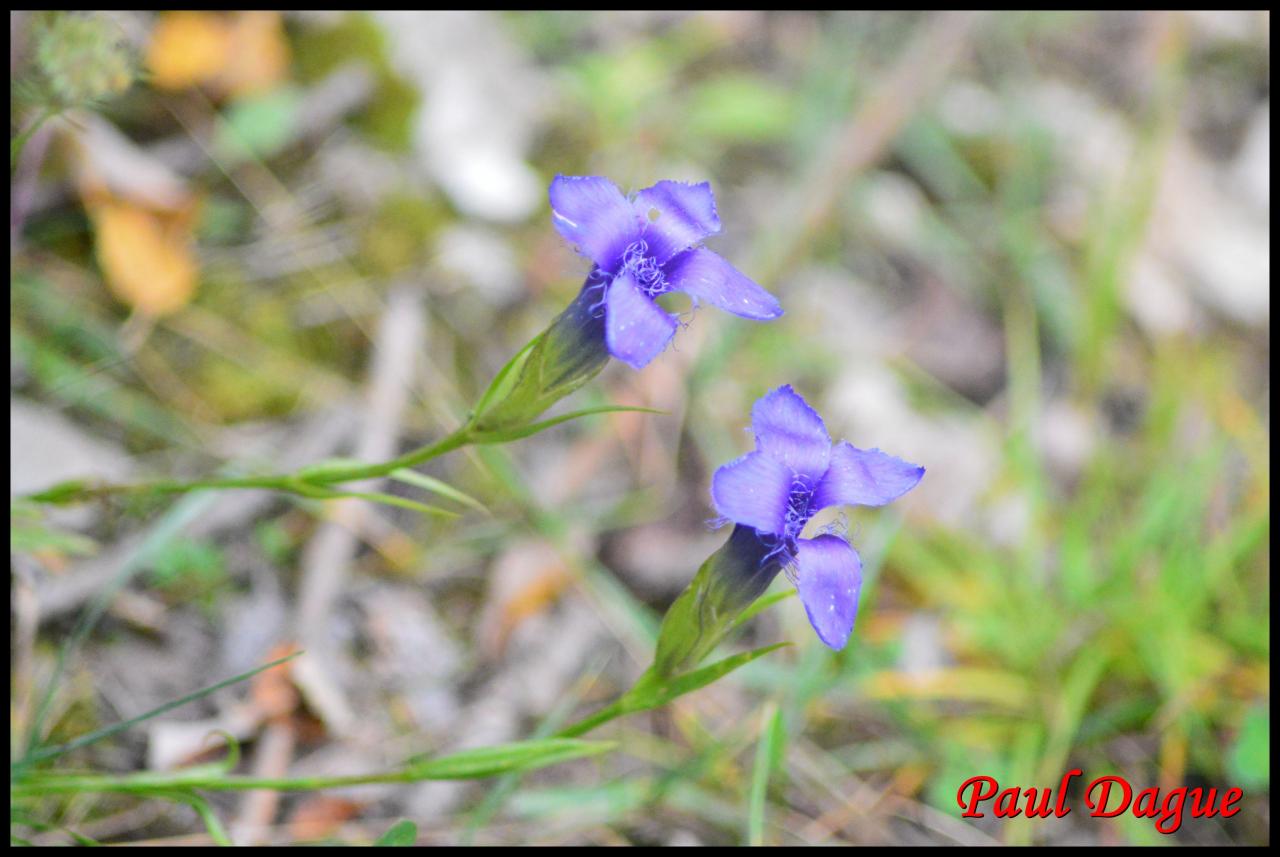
[374,820,418,846]
[470,405,664,444]
[557,643,790,738]
[747,703,786,846]
[630,643,790,711]
[19,651,301,768]
[403,738,616,780]
[389,469,488,514]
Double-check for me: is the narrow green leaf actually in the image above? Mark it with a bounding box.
[633,643,791,711]
[746,703,785,846]
[471,405,665,444]
[337,490,460,519]
[731,589,796,632]
[403,738,616,780]
[558,643,790,738]
[23,492,219,759]
[389,469,488,514]
[6,814,101,847]
[207,730,242,776]
[10,522,98,556]
[11,108,53,169]
[291,482,460,519]
[374,820,418,846]
[22,479,95,506]
[12,738,616,796]
[158,791,232,846]
[18,651,301,768]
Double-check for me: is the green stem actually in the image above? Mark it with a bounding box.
[11,108,54,170]
[554,698,632,740]
[12,737,614,798]
[304,423,475,484]
[13,769,441,796]
[25,424,476,505]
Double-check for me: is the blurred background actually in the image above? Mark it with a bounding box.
[9,10,1269,846]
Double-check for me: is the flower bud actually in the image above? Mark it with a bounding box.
[651,524,785,677]
[468,273,610,438]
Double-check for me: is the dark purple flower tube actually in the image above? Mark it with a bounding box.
[651,523,788,677]
[469,270,612,437]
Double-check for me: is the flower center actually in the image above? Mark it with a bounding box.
[621,240,667,297]
[783,476,815,545]
[759,473,817,568]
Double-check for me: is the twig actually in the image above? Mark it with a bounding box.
[754,10,987,286]
[291,284,424,734]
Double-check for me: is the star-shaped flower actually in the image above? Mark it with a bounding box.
[550,175,782,369]
[711,385,925,650]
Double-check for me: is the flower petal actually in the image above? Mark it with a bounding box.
[633,180,721,263]
[751,385,831,480]
[795,534,862,650]
[549,175,641,272]
[665,248,782,321]
[711,450,793,536]
[604,270,677,369]
[812,441,925,510]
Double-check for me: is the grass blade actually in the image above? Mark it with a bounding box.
[158,791,233,846]
[374,820,418,846]
[18,651,302,769]
[731,589,796,632]
[746,702,785,846]
[21,491,218,760]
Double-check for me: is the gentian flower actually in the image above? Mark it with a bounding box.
[711,385,924,650]
[549,175,783,369]
[469,175,779,437]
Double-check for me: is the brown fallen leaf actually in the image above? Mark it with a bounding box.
[85,196,199,317]
[250,641,303,723]
[477,539,574,659]
[287,795,365,843]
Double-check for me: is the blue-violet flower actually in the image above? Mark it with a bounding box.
[711,385,925,650]
[550,175,782,369]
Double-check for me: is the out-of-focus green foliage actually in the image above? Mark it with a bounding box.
[10,9,1269,847]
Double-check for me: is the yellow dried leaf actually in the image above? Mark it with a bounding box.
[220,11,290,98]
[146,11,231,91]
[88,198,198,317]
[146,11,288,98]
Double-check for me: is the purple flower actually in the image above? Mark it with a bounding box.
[711,386,924,650]
[549,175,782,369]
